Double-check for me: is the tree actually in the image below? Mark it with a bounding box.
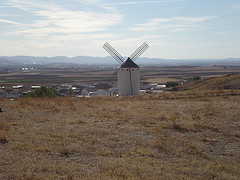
[25,86,60,98]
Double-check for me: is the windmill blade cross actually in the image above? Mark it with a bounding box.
[129,42,149,61]
[103,42,125,64]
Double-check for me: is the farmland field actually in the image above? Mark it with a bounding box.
[1,66,240,85]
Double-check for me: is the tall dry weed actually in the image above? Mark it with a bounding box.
[0,121,9,144]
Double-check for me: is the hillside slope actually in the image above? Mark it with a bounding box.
[177,73,240,91]
[0,92,240,179]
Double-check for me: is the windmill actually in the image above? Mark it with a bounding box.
[103,42,149,96]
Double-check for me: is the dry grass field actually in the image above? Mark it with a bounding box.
[0,90,240,179]
[177,74,240,91]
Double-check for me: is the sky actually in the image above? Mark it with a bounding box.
[0,0,240,59]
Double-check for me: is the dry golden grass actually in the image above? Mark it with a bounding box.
[177,74,240,91]
[0,90,240,179]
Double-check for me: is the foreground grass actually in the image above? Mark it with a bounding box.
[0,90,240,179]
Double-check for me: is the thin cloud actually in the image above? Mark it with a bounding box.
[4,0,123,37]
[0,5,15,7]
[129,16,217,32]
[231,4,240,10]
[104,0,188,6]
[84,0,102,4]
[1,0,125,57]
[0,18,19,24]
[216,31,232,34]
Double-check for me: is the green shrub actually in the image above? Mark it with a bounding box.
[166,81,179,87]
[193,77,201,81]
[25,86,60,98]
[67,87,73,96]
[187,77,201,82]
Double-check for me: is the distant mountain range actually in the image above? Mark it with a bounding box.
[1,56,240,67]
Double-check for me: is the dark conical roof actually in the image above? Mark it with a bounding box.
[120,57,139,68]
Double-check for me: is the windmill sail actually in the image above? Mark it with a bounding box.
[103,42,125,64]
[129,42,149,61]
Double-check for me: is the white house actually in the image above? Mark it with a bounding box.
[153,85,166,90]
[92,89,111,96]
[81,89,89,96]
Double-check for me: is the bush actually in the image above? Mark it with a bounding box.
[25,86,60,98]
[166,81,179,88]
[67,87,73,96]
[193,77,201,81]
[187,77,201,82]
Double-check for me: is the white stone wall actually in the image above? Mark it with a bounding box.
[118,67,140,96]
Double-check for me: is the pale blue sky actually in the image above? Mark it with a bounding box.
[0,0,240,59]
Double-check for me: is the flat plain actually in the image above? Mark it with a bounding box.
[1,66,240,84]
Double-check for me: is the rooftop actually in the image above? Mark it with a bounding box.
[120,58,139,68]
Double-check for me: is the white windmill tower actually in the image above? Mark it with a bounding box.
[103,42,149,96]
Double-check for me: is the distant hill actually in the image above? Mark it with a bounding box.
[177,74,240,91]
[0,56,117,65]
[0,57,22,66]
[1,56,240,66]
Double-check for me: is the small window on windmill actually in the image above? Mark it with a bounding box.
[132,69,134,71]
[122,69,123,71]
[127,69,129,71]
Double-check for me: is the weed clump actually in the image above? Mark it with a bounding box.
[0,132,8,144]
[0,121,8,144]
